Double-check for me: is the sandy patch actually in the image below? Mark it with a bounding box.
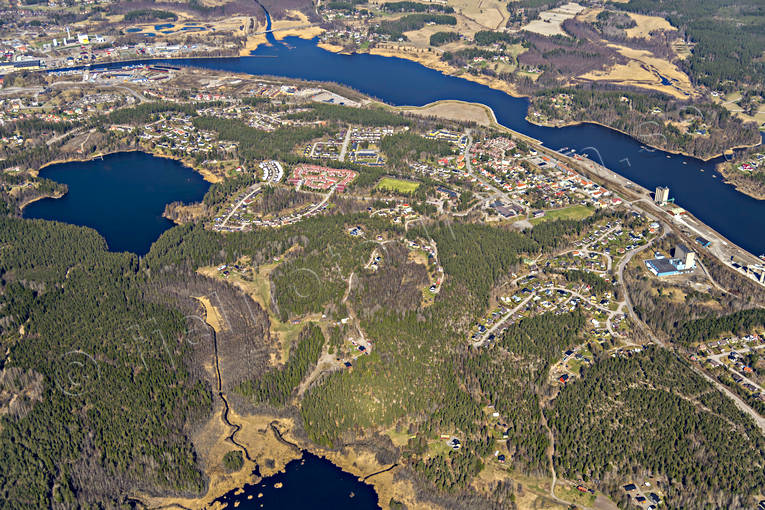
[195,166,224,183]
[240,33,269,55]
[397,100,495,126]
[317,41,346,52]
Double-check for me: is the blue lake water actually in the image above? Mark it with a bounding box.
[214,452,380,509]
[78,37,765,255]
[23,151,209,254]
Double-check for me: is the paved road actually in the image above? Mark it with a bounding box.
[220,185,261,228]
[339,126,352,162]
[612,226,765,433]
[473,292,536,347]
[705,343,765,394]
[47,80,148,103]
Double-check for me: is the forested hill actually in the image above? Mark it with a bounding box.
[550,347,765,509]
[1,190,763,508]
[0,216,212,507]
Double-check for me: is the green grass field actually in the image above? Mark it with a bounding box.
[376,177,420,194]
[530,204,594,225]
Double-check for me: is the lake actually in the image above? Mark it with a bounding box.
[213,452,380,510]
[79,37,765,256]
[23,151,209,254]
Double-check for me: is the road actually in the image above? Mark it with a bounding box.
[220,185,261,228]
[611,226,765,433]
[252,23,318,35]
[693,364,765,434]
[615,228,666,337]
[339,126,352,162]
[463,131,523,213]
[46,80,148,103]
[705,343,764,393]
[46,126,84,146]
[475,283,623,347]
[473,292,536,347]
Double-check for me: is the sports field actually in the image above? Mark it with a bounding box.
[530,205,594,225]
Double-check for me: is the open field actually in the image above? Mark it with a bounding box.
[198,257,313,366]
[575,6,603,24]
[372,0,507,30]
[578,43,695,99]
[125,14,249,40]
[555,482,597,507]
[671,39,694,60]
[530,204,594,225]
[714,92,765,128]
[397,99,495,126]
[447,0,508,30]
[624,13,677,39]
[195,296,226,333]
[522,2,585,37]
[377,177,420,194]
[474,466,568,510]
[402,24,462,49]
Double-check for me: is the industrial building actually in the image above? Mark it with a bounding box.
[695,236,711,247]
[644,244,696,277]
[674,244,696,270]
[655,186,669,206]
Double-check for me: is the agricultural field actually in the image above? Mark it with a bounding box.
[623,13,676,39]
[522,2,585,37]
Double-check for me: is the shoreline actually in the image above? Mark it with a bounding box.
[23,148,220,212]
[128,413,396,510]
[525,115,763,162]
[34,51,765,263]
[312,41,764,163]
[545,143,765,267]
[716,164,765,201]
[42,42,757,164]
[317,41,523,99]
[17,189,66,209]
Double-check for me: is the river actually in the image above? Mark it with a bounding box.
[22,151,209,254]
[75,36,765,256]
